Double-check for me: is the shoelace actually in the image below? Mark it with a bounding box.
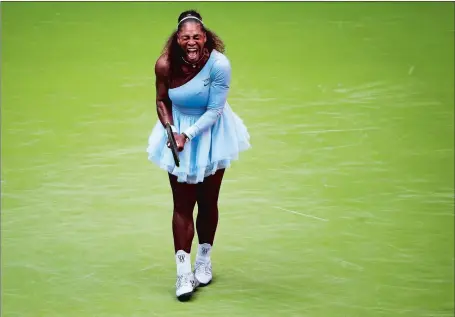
[195,261,212,276]
[176,273,193,288]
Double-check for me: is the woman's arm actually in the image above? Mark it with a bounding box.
[155,56,177,134]
[182,57,231,140]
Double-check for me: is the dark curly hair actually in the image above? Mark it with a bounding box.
[162,10,225,80]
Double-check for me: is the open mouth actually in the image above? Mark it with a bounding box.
[186,48,199,61]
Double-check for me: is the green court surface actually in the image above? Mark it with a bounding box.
[1,2,454,316]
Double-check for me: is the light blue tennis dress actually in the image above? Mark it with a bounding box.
[146,50,251,183]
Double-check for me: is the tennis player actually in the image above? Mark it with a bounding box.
[146,9,251,301]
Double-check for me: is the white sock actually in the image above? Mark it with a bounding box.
[196,243,212,263]
[175,250,191,275]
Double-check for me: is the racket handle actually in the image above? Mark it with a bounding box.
[165,122,180,167]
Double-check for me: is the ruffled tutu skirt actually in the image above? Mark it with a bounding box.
[146,103,251,184]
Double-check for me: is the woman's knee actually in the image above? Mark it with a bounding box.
[196,195,219,215]
[175,199,196,213]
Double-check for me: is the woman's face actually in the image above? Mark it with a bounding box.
[177,22,207,63]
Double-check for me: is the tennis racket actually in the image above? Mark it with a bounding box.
[165,123,180,167]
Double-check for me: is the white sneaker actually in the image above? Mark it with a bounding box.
[175,250,195,301]
[176,272,196,301]
[194,259,212,286]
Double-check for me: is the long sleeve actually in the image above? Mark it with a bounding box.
[183,57,231,140]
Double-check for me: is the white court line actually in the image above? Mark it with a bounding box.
[273,206,329,222]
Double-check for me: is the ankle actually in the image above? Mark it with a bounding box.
[196,243,212,261]
[175,250,191,275]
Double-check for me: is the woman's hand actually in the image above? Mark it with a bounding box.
[174,134,187,152]
[167,133,188,152]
